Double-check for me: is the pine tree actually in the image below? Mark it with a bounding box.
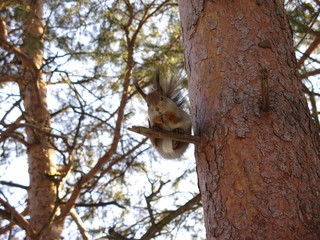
[179,0,320,239]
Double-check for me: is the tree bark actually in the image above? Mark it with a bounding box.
[179,0,320,239]
[20,0,63,239]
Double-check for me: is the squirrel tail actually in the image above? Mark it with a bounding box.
[157,73,185,109]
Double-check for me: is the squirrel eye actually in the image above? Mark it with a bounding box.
[160,97,164,101]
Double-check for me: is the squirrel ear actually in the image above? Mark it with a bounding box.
[133,78,147,100]
[155,70,164,94]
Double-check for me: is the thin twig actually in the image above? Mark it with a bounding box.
[0,181,28,190]
[140,194,201,240]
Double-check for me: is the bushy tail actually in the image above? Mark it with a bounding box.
[157,72,185,109]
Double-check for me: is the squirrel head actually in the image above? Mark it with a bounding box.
[134,71,181,115]
[145,91,178,116]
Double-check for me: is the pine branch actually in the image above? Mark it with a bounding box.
[0,37,38,74]
[107,194,201,240]
[0,76,18,84]
[0,207,29,235]
[74,201,126,209]
[128,126,200,145]
[0,181,28,190]
[108,228,130,240]
[70,209,90,240]
[0,197,36,237]
[300,69,320,79]
[140,194,201,240]
[297,36,320,67]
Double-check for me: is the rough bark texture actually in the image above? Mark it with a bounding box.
[179,0,320,239]
[20,0,63,239]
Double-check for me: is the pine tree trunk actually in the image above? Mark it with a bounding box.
[20,0,63,239]
[179,1,320,239]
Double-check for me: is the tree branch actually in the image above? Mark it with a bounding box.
[297,36,320,67]
[300,69,320,79]
[144,180,170,226]
[0,76,18,84]
[0,222,14,235]
[0,121,70,147]
[64,200,126,209]
[108,228,130,240]
[98,137,148,178]
[0,181,28,190]
[0,130,29,146]
[0,196,36,237]
[0,15,39,74]
[70,209,90,240]
[128,126,200,145]
[140,194,201,240]
[57,56,133,222]
[0,38,38,74]
[108,194,201,240]
[0,206,29,235]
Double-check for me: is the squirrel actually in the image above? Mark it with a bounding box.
[134,71,192,159]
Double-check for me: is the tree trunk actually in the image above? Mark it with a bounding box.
[179,1,320,239]
[20,0,63,239]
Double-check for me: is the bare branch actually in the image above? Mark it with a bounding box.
[0,116,28,146]
[140,194,201,240]
[0,196,36,237]
[297,36,320,67]
[0,207,29,235]
[108,228,130,240]
[0,121,70,147]
[0,181,28,190]
[99,137,148,177]
[75,201,126,209]
[108,194,201,240]
[0,14,38,74]
[145,180,170,226]
[128,126,201,145]
[300,69,320,79]
[70,209,90,240]
[0,76,18,84]
[0,16,8,39]
[295,10,320,49]
[57,65,133,221]
[0,222,14,235]
[0,38,38,74]
[0,103,22,124]
[131,0,171,45]
[0,130,29,146]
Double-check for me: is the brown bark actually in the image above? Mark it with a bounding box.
[179,0,320,239]
[19,0,63,239]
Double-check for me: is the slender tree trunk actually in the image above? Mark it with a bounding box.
[179,1,320,239]
[20,0,63,239]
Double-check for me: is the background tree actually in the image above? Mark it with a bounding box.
[179,0,320,239]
